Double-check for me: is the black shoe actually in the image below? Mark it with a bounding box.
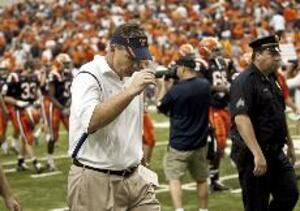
[211,180,230,191]
[46,163,57,172]
[17,163,29,171]
[33,162,44,174]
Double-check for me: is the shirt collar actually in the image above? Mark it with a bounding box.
[250,63,270,82]
[93,55,122,80]
[93,55,111,74]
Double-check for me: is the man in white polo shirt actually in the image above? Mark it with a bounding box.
[67,22,160,211]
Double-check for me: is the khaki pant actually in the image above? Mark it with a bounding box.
[67,165,160,211]
[164,145,209,181]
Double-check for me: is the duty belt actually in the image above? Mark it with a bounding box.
[73,159,138,177]
[263,144,282,153]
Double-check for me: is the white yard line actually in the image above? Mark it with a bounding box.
[50,208,69,211]
[31,171,62,178]
[3,154,69,166]
[4,168,16,173]
[156,141,168,146]
[153,122,169,128]
[231,189,242,194]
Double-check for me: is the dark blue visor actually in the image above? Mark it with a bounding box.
[110,36,152,60]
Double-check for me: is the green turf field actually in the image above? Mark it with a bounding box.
[0,112,300,211]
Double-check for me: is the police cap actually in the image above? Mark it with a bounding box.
[249,35,281,53]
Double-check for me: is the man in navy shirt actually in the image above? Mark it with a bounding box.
[157,54,211,211]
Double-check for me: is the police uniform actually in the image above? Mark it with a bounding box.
[230,35,299,211]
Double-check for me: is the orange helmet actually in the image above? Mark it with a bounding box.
[179,43,194,56]
[199,37,221,59]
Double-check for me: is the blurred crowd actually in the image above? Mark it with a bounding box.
[0,0,299,71]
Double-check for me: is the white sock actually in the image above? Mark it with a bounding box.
[1,140,8,153]
[34,127,41,138]
[12,137,18,148]
[175,208,184,211]
[46,133,51,142]
[199,209,208,211]
[47,154,54,166]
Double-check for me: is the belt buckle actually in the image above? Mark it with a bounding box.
[122,170,127,177]
[122,167,134,177]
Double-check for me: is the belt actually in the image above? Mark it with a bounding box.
[263,144,282,153]
[73,159,138,177]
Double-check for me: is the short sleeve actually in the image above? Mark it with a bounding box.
[71,72,103,132]
[157,89,175,115]
[230,76,254,117]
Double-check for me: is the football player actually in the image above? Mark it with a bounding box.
[4,61,43,173]
[44,53,72,170]
[199,37,231,191]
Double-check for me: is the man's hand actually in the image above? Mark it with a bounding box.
[287,144,296,166]
[253,152,267,176]
[4,196,21,211]
[128,70,156,96]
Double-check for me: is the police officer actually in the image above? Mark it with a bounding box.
[230,35,299,211]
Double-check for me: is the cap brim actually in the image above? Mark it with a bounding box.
[261,43,279,48]
[267,46,281,53]
[133,47,152,60]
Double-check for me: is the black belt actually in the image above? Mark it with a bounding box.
[73,159,138,177]
[263,143,283,153]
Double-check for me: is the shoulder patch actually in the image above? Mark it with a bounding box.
[236,97,245,108]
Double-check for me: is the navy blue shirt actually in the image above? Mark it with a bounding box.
[158,77,211,150]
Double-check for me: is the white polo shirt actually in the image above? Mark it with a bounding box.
[68,55,143,170]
